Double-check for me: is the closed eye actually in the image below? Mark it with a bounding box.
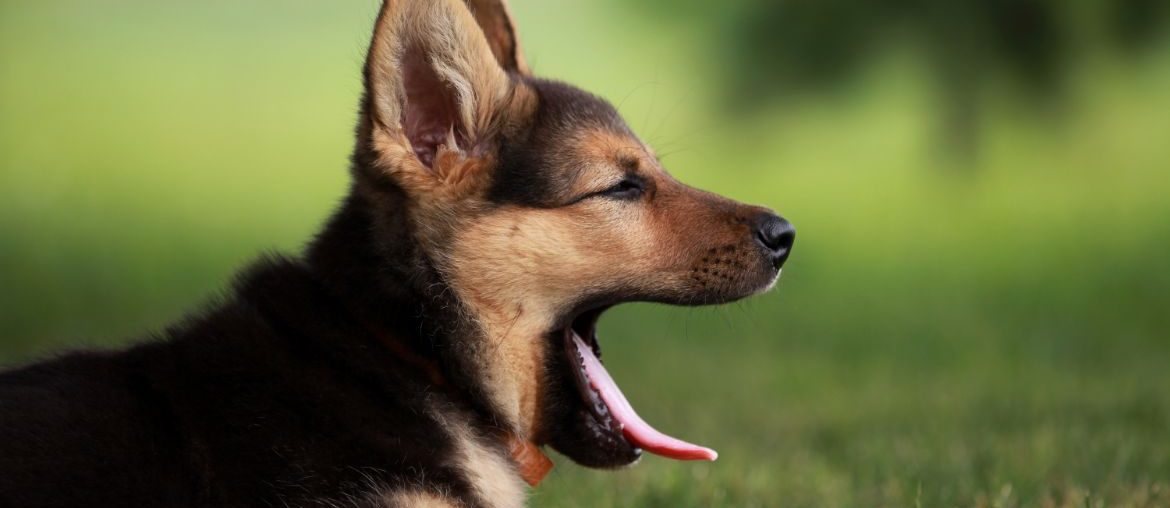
[600,178,644,200]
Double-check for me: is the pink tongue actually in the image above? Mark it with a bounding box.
[571,333,718,461]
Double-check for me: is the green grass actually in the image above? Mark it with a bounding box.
[2,1,1169,506]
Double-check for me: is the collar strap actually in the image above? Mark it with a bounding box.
[506,433,554,487]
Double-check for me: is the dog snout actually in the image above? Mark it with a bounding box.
[753,213,795,269]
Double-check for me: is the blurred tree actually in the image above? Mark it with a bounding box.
[622,0,1170,163]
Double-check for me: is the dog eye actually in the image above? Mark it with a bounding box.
[601,179,644,200]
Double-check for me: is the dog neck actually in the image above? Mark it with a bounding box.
[368,322,554,487]
[304,188,553,486]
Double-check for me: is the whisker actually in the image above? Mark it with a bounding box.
[616,80,665,114]
[648,84,701,145]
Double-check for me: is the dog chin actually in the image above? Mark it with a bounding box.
[755,268,782,295]
[712,266,782,303]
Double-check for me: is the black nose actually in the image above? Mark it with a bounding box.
[754,213,795,269]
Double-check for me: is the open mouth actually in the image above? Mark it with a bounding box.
[560,306,718,462]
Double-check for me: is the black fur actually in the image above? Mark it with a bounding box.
[488,78,632,207]
[1,1,787,502]
[0,36,647,508]
[0,189,504,507]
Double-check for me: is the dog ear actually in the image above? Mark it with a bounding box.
[464,0,529,75]
[363,0,532,189]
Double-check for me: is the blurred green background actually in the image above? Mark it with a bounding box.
[2,1,1169,506]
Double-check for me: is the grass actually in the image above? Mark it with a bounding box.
[2,1,1169,506]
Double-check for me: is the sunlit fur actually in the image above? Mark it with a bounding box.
[0,0,787,506]
[358,0,781,466]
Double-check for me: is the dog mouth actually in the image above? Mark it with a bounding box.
[559,306,718,463]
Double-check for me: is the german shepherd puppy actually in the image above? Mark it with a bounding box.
[0,0,794,506]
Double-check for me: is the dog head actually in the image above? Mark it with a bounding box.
[352,0,794,468]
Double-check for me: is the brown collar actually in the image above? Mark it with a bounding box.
[505,433,555,487]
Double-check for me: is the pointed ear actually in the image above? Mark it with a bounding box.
[464,0,529,75]
[363,0,532,186]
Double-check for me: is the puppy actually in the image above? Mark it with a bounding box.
[0,1,794,506]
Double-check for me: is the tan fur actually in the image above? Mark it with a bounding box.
[560,129,645,196]
[451,425,527,508]
[430,408,528,508]
[357,0,775,502]
[368,0,509,142]
[379,491,462,508]
[441,128,762,439]
[366,0,536,197]
[360,0,546,440]
[464,0,529,74]
[368,409,525,508]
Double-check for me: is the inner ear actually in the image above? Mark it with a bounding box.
[402,45,462,168]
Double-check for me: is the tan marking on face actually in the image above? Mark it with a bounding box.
[561,129,648,196]
[434,126,775,438]
[349,0,780,476]
[443,204,672,437]
[576,129,647,164]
